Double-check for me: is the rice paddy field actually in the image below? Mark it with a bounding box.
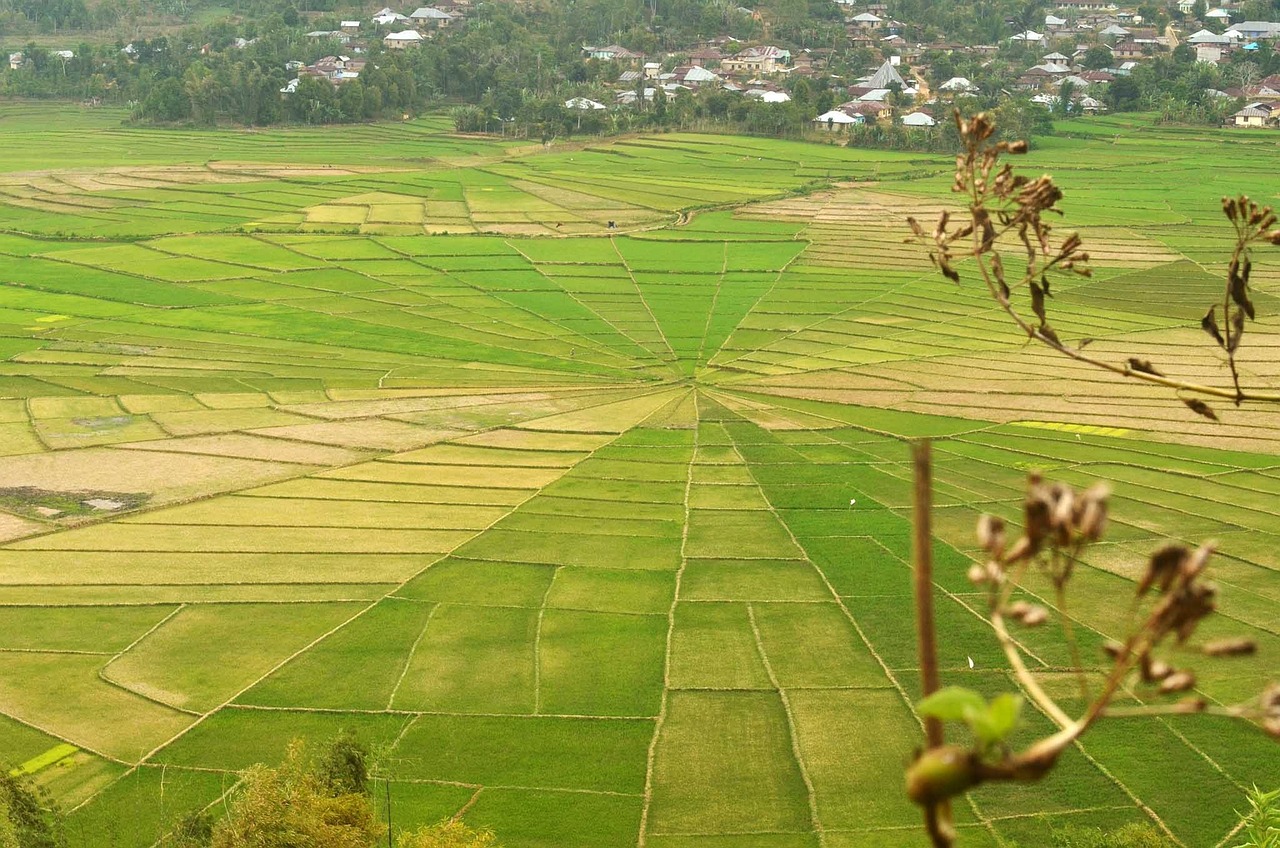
[0,102,1277,847]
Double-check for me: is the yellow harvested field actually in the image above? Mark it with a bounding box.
[249,419,464,450]
[454,428,615,451]
[239,479,531,505]
[0,550,432,585]
[0,512,44,543]
[26,396,124,420]
[0,448,312,504]
[121,496,509,529]
[149,407,315,436]
[385,444,589,467]
[8,524,476,554]
[118,395,210,414]
[517,389,683,433]
[118,433,368,466]
[320,461,566,489]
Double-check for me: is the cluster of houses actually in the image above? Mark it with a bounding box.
[813,59,941,128]
[282,4,470,93]
[8,48,74,70]
[572,41,840,109]
[824,0,1280,129]
[1224,74,1280,126]
[302,4,465,54]
[566,0,1280,130]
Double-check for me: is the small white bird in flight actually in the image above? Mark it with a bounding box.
[849,498,857,506]
[968,656,975,669]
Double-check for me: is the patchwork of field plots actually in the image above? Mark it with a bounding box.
[0,108,1276,848]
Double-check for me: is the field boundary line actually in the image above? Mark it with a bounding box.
[0,707,126,766]
[532,566,559,715]
[102,422,638,811]
[504,238,675,372]
[636,399,698,848]
[609,237,681,371]
[702,236,809,370]
[746,602,826,846]
[723,418,1002,841]
[386,602,442,711]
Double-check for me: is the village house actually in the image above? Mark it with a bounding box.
[564,97,606,110]
[1231,103,1275,127]
[688,47,724,67]
[851,12,882,29]
[305,30,352,44]
[1112,40,1148,60]
[584,44,644,63]
[720,45,789,75]
[341,20,361,32]
[813,109,863,130]
[8,52,23,71]
[1226,21,1280,40]
[938,76,980,96]
[384,30,425,48]
[670,65,721,87]
[410,6,454,28]
[372,7,410,25]
[1056,0,1117,11]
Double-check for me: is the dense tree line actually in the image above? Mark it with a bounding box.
[3,0,1278,138]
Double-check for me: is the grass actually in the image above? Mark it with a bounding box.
[0,104,1275,848]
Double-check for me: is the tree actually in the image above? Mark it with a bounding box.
[211,741,384,848]
[0,769,61,848]
[142,77,191,122]
[1106,75,1142,111]
[399,820,501,848]
[1082,45,1114,70]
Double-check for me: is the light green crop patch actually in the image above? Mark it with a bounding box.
[11,743,78,776]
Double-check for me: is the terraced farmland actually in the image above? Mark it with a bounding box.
[0,105,1277,847]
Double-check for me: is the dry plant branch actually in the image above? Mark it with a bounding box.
[907,111,1280,420]
[904,469,1280,847]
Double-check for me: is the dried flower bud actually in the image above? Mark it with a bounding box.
[1260,682,1280,717]
[967,563,989,586]
[1138,544,1187,597]
[1268,230,1280,245]
[1223,196,1238,221]
[1102,640,1125,660]
[1159,671,1196,694]
[1183,542,1215,579]
[1142,658,1173,682]
[1077,484,1109,541]
[1265,717,1280,739]
[1020,605,1049,626]
[1202,637,1257,657]
[976,514,1006,556]
[1007,600,1032,619]
[1008,140,1028,154]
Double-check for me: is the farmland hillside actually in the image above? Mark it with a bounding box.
[0,105,1275,847]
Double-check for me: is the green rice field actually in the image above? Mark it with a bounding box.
[0,102,1276,847]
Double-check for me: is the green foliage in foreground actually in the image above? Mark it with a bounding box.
[1231,786,1280,848]
[206,740,383,848]
[1045,823,1176,848]
[400,821,501,848]
[0,769,61,848]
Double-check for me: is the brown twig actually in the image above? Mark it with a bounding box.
[912,440,955,848]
